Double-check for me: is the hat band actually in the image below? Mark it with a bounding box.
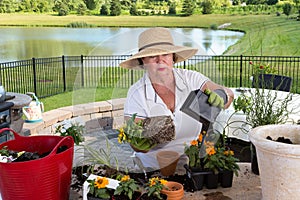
[139,42,173,52]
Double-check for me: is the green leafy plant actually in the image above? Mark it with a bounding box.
[87,176,112,199]
[55,120,85,145]
[222,148,240,176]
[250,61,277,75]
[114,175,140,200]
[83,138,119,171]
[233,88,292,128]
[118,114,156,152]
[203,142,225,174]
[184,131,206,168]
[145,177,168,199]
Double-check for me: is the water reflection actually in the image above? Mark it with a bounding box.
[0,27,244,63]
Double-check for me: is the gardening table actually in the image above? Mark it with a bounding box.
[215,87,300,141]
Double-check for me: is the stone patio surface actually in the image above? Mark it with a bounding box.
[70,129,262,200]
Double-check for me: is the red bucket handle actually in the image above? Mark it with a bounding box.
[0,127,23,140]
[49,135,74,156]
[0,127,74,156]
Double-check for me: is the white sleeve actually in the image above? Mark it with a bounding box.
[177,68,210,90]
[124,86,147,119]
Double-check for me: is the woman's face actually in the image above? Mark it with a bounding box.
[142,53,174,78]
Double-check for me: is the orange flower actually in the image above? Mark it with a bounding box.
[206,146,216,156]
[198,134,203,142]
[190,140,198,146]
[121,175,130,182]
[224,150,234,156]
[94,177,109,189]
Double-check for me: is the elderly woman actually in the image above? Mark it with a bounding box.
[119,27,234,171]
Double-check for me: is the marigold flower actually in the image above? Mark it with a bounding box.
[204,141,214,147]
[121,175,130,182]
[224,150,234,156]
[198,134,203,142]
[94,177,109,189]
[190,140,198,146]
[206,146,216,155]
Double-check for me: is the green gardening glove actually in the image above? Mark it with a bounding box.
[204,89,224,109]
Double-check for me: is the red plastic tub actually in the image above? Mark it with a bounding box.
[0,128,74,200]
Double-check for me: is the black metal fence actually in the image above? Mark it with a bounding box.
[0,55,299,98]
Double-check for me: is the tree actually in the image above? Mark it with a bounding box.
[181,0,195,16]
[201,0,213,14]
[0,0,17,13]
[77,2,87,15]
[283,3,292,17]
[110,0,121,16]
[129,3,138,16]
[84,0,97,10]
[100,4,109,15]
[168,1,176,15]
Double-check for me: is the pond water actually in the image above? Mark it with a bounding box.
[0,27,244,63]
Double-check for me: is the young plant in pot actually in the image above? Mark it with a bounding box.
[140,177,168,200]
[87,176,114,200]
[113,175,141,200]
[233,82,293,175]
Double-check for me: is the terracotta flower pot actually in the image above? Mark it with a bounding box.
[156,151,179,176]
[161,181,184,200]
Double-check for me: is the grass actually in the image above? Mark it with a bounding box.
[1,13,299,111]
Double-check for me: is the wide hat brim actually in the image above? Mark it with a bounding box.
[119,44,198,69]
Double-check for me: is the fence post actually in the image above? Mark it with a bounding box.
[81,55,84,87]
[62,55,66,91]
[240,55,243,87]
[32,57,37,96]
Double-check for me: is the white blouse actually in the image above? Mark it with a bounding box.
[124,68,209,169]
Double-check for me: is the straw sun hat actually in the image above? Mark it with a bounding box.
[119,27,198,69]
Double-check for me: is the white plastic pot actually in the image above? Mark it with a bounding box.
[249,124,300,199]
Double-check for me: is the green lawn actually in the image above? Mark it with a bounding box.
[1,13,299,111]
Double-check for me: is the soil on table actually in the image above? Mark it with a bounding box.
[70,138,251,199]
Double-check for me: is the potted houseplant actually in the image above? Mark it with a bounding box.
[140,177,168,200]
[113,175,141,200]
[219,147,240,188]
[86,176,113,200]
[184,131,240,190]
[233,64,293,174]
[55,120,85,145]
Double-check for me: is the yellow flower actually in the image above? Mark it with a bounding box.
[149,177,158,187]
[121,175,130,182]
[190,140,198,146]
[118,128,127,143]
[159,179,167,185]
[224,150,234,156]
[94,177,109,189]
